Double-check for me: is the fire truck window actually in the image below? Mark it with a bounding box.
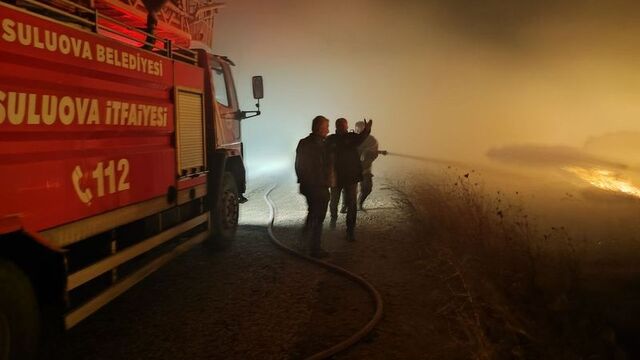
[212,67,229,107]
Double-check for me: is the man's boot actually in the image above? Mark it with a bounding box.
[358,195,365,211]
[310,247,330,258]
[347,229,356,242]
[297,236,307,251]
[302,214,311,235]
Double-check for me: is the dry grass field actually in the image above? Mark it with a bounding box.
[387,163,638,359]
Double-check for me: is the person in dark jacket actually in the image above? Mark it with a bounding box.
[295,115,331,258]
[339,121,385,212]
[327,117,372,241]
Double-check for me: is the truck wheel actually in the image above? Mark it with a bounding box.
[0,260,39,360]
[210,172,239,249]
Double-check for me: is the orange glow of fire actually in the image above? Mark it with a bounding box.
[564,166,640,198]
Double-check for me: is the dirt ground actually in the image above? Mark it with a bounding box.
[58,176,465,360]
[268,178,464,359]
[55,163,640,359]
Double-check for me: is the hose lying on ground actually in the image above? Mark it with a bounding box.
[264,185,384,360]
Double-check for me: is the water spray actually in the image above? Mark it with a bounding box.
[380,151,470,168]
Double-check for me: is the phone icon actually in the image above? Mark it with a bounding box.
[72,166,93,204]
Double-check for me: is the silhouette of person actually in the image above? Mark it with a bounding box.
[295,116,331,258]
[326,118,372,241]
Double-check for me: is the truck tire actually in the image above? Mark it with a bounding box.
[210,171,239,249]
[0,260,40,360]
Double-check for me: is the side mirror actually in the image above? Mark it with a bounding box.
[252,76,264,100]
[240,76,263,120]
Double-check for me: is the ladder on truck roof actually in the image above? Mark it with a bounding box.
[16,0,204,64]
[95,0,223,48]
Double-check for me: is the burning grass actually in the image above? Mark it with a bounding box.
[398,168,626,359]
[564,166,640,199]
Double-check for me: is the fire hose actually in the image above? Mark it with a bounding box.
[264,185,384,360]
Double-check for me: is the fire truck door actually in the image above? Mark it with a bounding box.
[211,61,241,149]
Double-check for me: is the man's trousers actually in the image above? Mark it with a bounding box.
[301,185,329,251]
[330,183,358,235]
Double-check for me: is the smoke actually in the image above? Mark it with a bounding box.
[213,0,640,178]
[584,132,640,166]
[487,145,627,170]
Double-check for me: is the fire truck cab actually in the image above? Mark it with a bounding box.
[0,0,262,358]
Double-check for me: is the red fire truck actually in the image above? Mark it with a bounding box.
[0,0,262,357]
